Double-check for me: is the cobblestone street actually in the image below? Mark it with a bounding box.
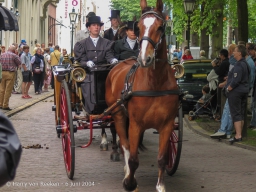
[1,97,256,192]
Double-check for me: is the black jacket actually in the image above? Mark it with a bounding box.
[104,28,120,41]
[114,37,139,60]
[213,58,230,83]
[0,112,22,187]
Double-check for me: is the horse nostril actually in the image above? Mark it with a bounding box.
[146,57,152,63]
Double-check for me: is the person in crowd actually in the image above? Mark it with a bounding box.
[74,15,118,117]
[0,112,22,187]
[177,48,182,60]
[104,10,121,41]
[207,59,219,110]
[247,44,256,65]
[48,42,54,53]
[0,45,21,110]
[62,48,72,64]
[43,48,51,92]
[20,45,32,99]
[195,85,211,115]
[31,48,44,94]
[41,43,45,51]
[18,39,26,49]
[114,21,139,60]
[226,45,250,143]
[13,43,22,94]
[32,43,41,55]
[200,50,207,59]
[211,43,253,138]
[181,49,193,60]
[1,45,5,54]
[75,12,96,43]
[213,49,230,119]
[50,45,61,89]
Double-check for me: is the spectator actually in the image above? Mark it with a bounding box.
[200,50,207,59]
[247,44,256,65]
[48,42,54,53]
[211,44,250,139]
[50,45,61,89]
[181,49,193,61]
[21,45,32,99]
[18,39,27,48]
[0,112,22,187]
[43,48,51,92]
[207,59,219,110]
[0,45,21,110]
[1,46,5,54]
[195,85,211,115]
[31,48,44,94]
[62,48,72,64]
[213,49,230,119]
[177,48,182,60]
[227,45,250,143]
[13,43,22,94]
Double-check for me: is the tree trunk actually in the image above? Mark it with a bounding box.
[200,2,209,59]
[191,32,199,47]
[227,22,233,46]
[210,3,224,59]
[237,0,248,42]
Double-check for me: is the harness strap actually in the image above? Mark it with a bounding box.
[141,36,157,49]
[131,90,181,97]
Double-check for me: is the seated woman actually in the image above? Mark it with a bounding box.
[181,49,193,61]
[114,21,139,60]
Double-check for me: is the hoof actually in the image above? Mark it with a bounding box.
[123,178,137,192]
[100,143,108,151]
[110,152,120,161]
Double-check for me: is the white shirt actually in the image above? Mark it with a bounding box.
[90,36,99,47]
[112,27,118,36]
[126,37,137,49]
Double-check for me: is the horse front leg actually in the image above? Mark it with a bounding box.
[156,125,173,192]
[123,124,140,191]
[100,127,108,151]
[110,125,120,161]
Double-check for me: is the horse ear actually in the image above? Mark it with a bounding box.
[140,0,147,11]
[156,0,163,12]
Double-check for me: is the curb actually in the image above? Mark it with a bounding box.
[184,114,256,152]
[3,92,54,118]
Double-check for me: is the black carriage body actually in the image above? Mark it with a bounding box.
[90,69,110,114]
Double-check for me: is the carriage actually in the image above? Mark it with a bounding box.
[52,0,184,191]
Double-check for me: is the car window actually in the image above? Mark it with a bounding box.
[178,62,212,83]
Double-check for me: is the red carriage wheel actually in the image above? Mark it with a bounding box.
[166,106,183,176]
[60,80,75,179]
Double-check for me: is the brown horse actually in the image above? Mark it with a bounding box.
[105,0,179,191]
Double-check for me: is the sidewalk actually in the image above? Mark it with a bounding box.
[0,85,54,117]
[184,114,256,152]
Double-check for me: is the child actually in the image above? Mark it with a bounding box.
[195,85,211,115]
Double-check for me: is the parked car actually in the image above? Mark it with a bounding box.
[177,59,213,113]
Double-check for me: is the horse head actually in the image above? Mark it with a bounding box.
[137,0,166,67]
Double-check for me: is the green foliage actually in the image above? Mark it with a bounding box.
[110,0,157,21]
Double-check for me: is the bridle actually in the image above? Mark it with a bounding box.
[139,10,166,51]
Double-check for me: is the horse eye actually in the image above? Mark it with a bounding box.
[157,26,164,32]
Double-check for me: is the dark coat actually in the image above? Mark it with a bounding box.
[114,37,139,60]
[74,36,115,66]
[0,112,22,187]
[103,28,120,41]
[213,58,230,83]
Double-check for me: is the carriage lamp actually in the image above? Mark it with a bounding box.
[69,7,78,56]
[183,0,196,49]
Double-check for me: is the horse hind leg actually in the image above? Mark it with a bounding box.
[110,125,120,161]
[100,128,108,151]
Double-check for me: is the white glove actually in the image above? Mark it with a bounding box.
[110,58,118,65]
[86,61,95,68]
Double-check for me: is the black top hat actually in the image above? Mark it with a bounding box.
[86,12,96,18]
[86,16,104,27]
[124,21,136,30]
[109,10,120,19]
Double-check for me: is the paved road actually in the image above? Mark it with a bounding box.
[1,97,256,192]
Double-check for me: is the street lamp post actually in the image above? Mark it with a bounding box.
[69,7,78,56]
[183,0,196,49]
